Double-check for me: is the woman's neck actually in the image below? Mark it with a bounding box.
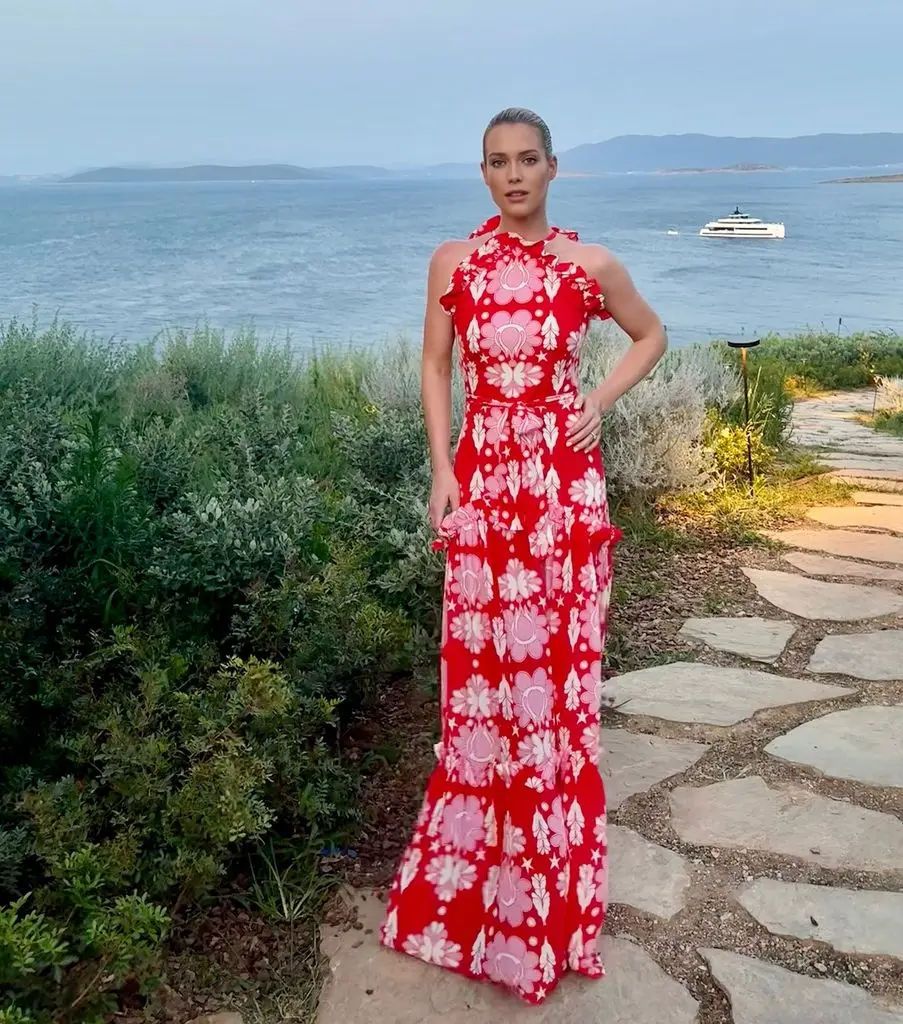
[496,211,551,242]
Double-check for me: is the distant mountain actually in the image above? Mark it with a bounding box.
[559,133,903,174]
[62,163,391,184]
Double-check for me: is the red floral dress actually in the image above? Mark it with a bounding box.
[379,215,621,1005]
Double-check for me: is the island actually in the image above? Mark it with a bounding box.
[660,163,781,175]
[61,163,390,184]
[825,173,903,184]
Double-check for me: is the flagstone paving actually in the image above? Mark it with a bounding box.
[318,392,903,1024]
[807,629,903,680]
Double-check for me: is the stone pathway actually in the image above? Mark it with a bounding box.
[317,392,903,1024]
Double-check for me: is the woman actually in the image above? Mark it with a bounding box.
[379,107,667,1004]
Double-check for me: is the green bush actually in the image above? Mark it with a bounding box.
[0,318,442,1019]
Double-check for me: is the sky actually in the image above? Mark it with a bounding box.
[2,0,902,175]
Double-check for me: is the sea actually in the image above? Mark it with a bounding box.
[2,168,902,350]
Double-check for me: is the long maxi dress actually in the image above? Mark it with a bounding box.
[379,215,622,1005]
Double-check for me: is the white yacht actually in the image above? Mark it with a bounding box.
[699,207,785,239]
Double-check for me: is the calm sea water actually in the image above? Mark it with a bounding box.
[2,169,902,349]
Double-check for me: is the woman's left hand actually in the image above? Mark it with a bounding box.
[566,391,608,451]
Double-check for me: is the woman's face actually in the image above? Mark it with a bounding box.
[482,122,557,221]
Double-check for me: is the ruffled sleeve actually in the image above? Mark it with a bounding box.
[469,214,500,239]
[438,263,465,315]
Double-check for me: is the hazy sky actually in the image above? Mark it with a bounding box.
[3,0,902,175]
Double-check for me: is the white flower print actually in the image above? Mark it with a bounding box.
[522,452,546,496]
[425,854,478,902]
[403,922,463,969]
[451,675,498,720]
[484,803,498,847]
[400,847,422,891]
[482,865,500,910]
[532,809,552,855]
[503,813,527,857]
[557,863,571,897]
[499,559,542,603]
[498,676,514,720]
[540,940,557,983]
[567,799,585,848]
[517,730,555,770]
[470,928,487,975]
[564,667,582,711]
[570,468,606,508]
[450,610,492,653]
[485,361,543,399]
[531,873,551,923]
[577,863,596,912]
[440,794,485,852]
[578,560,600,594]
[581,722,601,759]
[382,907,398,946]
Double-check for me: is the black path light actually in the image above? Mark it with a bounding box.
[727,338,761,494]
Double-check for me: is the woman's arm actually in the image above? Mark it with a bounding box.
[567,247,668,451]
[422,242,462,529]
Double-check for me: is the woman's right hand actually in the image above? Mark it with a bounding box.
[429,466,460,532]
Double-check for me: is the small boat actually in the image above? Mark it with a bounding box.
[699,206,785,239]
[666,229,680,235]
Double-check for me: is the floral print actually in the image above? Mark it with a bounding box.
[380,215,620,1005]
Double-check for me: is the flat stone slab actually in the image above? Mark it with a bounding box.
[764,528,903,566]
[608,826,691,920]
[605,663,853,726]
[741,567,903,621]
[766,705,903,786]
[679,616,796,663]
[601,729,710,810]
[701,948,903,1024]
[854,491,903,507]
[807,629,903,680]
[819,453,903,475]
[669,776,903,871]
[808,505,903,533]
[317,890,700,1023]
[783,551,903,583]
[738,878,903,958]
[832,472,903,492]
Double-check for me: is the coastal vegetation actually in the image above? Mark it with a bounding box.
[0,317,900,1022]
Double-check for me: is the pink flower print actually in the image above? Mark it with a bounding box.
[483,463,509,499]
[439,502,483,545]
[595,865,607,907]
[517,730,555,783]
[594,814,608,849]
[496,862,533,927]
[499,559,542,603]
[425,854,478,902]
[451,610,492,653]
[440,794,485,852]
[578,560,599,594]
[503,604,549,662]
[581,722,601,759]
[548,796,569,855]
[569,467,606,508]
[581,661,603,710]
[487,256,543,305]
[512,409,544,450]
[482,865,500,910]
[544,557,564,594]
[452,554,491,606]
[485,361,543,399]
[451,675,498,721]
[579,597,602,653]
[522,452,546,496]
[403,922,463,969]
[484,406,511,446]
[566,327,585,356]
[512,668,554,729]
[484,933,542,996]
[557,863,571,897]
[503,813,527,857]
[452,723,500,786]
[481,310,541,360]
